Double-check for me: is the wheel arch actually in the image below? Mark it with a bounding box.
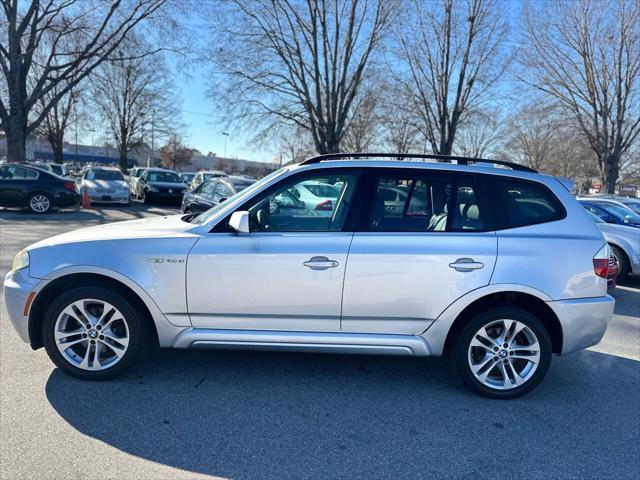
[28,272,159,350]
[421,285,563,356]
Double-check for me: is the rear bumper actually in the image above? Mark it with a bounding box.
[549,295,615,354]
[54,191,81,207]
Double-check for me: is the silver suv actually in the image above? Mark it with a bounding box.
[3,153,614,398]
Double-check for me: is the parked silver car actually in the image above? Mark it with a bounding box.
[4,153,614,399]
[77,166,130,205]
[587,211,640,279]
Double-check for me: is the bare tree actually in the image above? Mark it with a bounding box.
[454,109,504,158]
[91,40,180,171]
[503,104,557,171]
[34,84,78,164]
[520,0,640,193]
[341,84,380,152]
[0,0,167,162]
[395,0,508,156]
[160,135,192,171]
[207,0,394,154]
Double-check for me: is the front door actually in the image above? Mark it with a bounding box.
[186,169,360,332]
[341,170,497,334]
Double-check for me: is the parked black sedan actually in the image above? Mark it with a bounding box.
[138,168,187,205]
[182,176,256,214]
[0,163,80,213]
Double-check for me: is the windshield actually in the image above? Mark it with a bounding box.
[598,202,640,222]
[619,199,640,214]
[230,179,256,191]
[190,168,287,224]
[180,173,195,181]
[147,171,181,183]
[86,169,124,181]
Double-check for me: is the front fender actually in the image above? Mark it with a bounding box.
[32,266,189,347]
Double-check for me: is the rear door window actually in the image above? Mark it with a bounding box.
[367,172,485,232]
[486,177,565,229]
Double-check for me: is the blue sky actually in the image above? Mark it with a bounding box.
[177,0,525,163]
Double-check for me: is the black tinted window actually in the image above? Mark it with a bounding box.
[0,166,38,180]
[367,173,485,232]
[488,177,565,228]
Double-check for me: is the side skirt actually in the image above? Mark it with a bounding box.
[172,329,431,356]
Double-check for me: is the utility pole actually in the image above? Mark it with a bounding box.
[222,131,229,160]
[149,109,155,168]
[74,99,78,166]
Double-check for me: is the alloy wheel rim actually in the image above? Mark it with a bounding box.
[467,319,540,390]
[54,299,130,371]
[30,195,50,212]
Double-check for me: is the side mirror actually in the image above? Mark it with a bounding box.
[229,211,250,234]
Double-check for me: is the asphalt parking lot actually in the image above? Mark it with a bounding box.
[1,203,639,480]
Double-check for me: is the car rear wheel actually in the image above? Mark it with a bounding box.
[42,286,149,380]
[27,192,52,213]
[610,245,629,280]
[452,307,552,399]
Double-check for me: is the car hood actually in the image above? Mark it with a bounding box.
[28,215,199,248]
[83,179,128,189]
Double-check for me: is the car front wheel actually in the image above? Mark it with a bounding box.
[452,307,552,399]
[42,286,149,380]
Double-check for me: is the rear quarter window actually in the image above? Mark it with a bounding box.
[485,176,566,229]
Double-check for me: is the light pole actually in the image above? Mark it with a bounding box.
[89,128,96,164]
[222,131,229,160]
[150,109,155,168]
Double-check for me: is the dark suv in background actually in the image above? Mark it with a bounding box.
[182,175,256,213]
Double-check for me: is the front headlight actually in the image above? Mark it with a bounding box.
[12,250,29,272]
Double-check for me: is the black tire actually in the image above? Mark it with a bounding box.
[143,191,151,204]
[42,286,149,380]
[452,307,552,399]
[610,244,630,281]
[27,192,53,214]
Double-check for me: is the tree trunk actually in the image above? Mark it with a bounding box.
[119,150,128,172]
[602,155,619,194]
[6,106,28,163]
[47,131,64,164]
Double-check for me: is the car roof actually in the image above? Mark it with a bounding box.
[86,166,120,171]
[290,160,556,184]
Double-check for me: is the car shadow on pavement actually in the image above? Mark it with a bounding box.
[44,348,640,479]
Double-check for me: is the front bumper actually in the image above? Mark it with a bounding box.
[3,268,41,344]
[549,295,615,354]
[87,191,130,204]
[146,191,184,203]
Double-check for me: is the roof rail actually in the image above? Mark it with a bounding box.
[298,152,537,173]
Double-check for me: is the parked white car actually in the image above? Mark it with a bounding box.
[291,180,342,216]
[587,211,640,279]
[4,153,614,399]
[78,166,130,205]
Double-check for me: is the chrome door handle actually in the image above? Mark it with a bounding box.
[449,258,484,272]
[304,256,339,270]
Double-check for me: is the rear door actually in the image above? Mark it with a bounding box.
[341,169,497,334]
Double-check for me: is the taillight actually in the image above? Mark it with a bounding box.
[63,181,75,191]
[593,245,609,279]
[315,200,333,211]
